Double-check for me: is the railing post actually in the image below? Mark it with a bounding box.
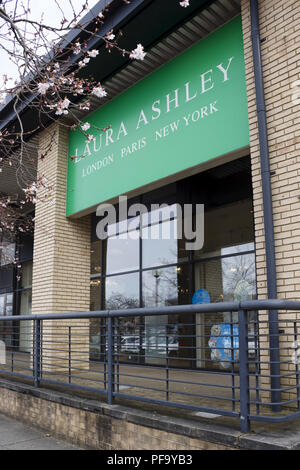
[269,309,281,412]
[107,316,114,405]
[33,319,41,388]
[238,309,250,433]
[68,326,72,384]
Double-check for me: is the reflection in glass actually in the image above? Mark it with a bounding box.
[0,295,4,316]
[142,266,190,365]
[142,219,183,269]
[0,237,15,266]
[19,290,32,352]
[194,251,256,369]
[221,250,256,302]
[195,200,254,259]
[105,272,139,310]
[105,234,139,275]
[89,279,103,360]
[105,272,140,363]
[0,293,14,349]
[21,261,33,289]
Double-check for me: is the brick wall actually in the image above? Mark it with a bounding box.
[0,384,236,450]
[32,123,91,370]
[241,0,300,402]
[241,0,300,302]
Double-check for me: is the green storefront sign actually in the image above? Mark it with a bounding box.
[67,15,249,216]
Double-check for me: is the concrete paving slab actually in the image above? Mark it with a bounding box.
[0,414,82,450]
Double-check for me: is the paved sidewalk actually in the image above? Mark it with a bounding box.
[0,414,81,450]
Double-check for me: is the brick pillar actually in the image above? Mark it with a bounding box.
[241,0,300,407]
[32,123,91,372]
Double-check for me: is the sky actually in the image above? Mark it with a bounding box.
[0,0,101,89]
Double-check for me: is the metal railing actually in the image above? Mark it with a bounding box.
[1,299,300,433]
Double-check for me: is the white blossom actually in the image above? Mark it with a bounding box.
[129,44,146,61]
[106,33,115,41]
[80,103,90,111]
[179,0,190,7]
[88,49,99,58]
[73,42,81,55]
[78,57,90,67]
[81,122,90,131]
[55,97,70,115]
[37,82,51,95]
[92,86,107,99]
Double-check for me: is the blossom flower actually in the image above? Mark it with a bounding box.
[129,44,146,61]
[37,82,51,95]
[55,97,70,115]
[79,57,90,67]
[73,42,81,55]
[106,33,115,41]
[86,134,95,143]
[81,122,90,131]
[179,0,190,7]
[80,103,90,111]
[88,49,99,58]
[92,86,107,98]
[74,81,84,94]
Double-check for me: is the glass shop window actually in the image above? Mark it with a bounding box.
[0,293,14,348]
[0,234,15,266]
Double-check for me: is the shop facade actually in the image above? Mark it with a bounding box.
[40,7,255,372]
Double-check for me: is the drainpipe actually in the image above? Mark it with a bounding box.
[250,0,281,410]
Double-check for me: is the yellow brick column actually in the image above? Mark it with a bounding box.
[241,0,300,409]
[32,123,91,372]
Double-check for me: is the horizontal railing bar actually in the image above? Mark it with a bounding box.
[249,410,300,423]
[249,397,299,406]
[2,298,300,322]
[250,372,300,379]
[0,370,33,381]
[250,385,300,393]
[0,302,239,321]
